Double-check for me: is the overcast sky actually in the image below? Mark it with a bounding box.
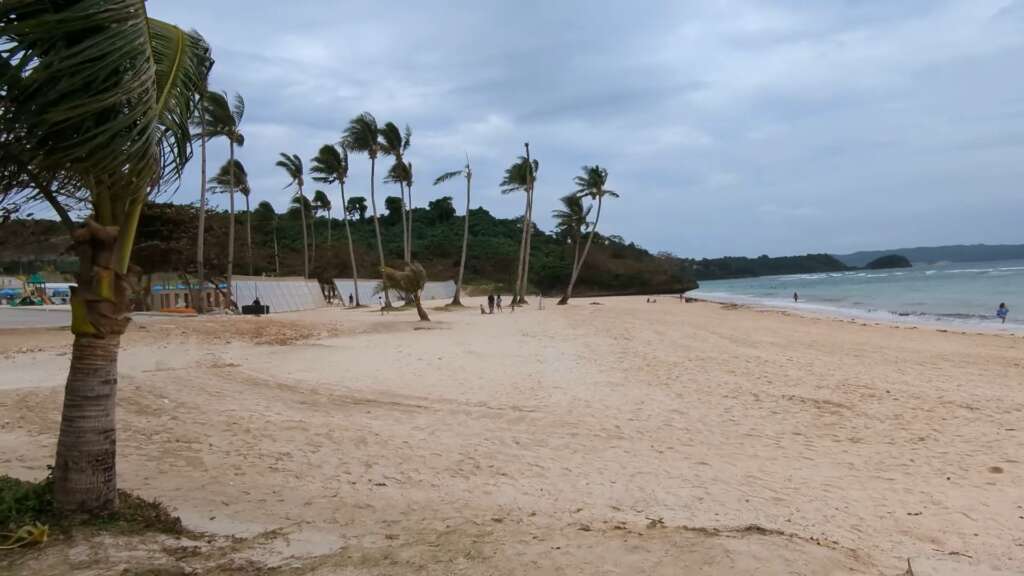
[148,0,1024,258]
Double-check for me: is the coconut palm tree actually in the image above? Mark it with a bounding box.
[434,156,472,306]
[1,1,211,513]
[380,122,412,261]
[500,148,538,304]
[292,193,316,269]
[191,89,210,312]
[381,262,430,321]
[254,201,280,275]
[198,91,245,302]
[275,153,309,278]
[343,112,392,307]
[311,144,361,306]
[558,165,619,305]
[552,193,592,289]
[312,190,332,245]
[208,159,251,279]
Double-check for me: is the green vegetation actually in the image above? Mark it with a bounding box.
[692,254,849,280]
[865,254,912,269]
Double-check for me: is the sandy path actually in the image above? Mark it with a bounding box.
[1,298,1021,574]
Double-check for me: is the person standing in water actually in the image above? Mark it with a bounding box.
[793,292,799,303]
[997,302,1009,324]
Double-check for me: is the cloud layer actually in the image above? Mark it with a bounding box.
[150,0,1024,257]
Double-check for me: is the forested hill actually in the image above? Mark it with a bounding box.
[690,253,849,280]
[835,244,1024,267]
[1,200,698,297]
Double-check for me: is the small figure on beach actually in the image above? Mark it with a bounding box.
[378,294,384,316]
[793,292,799,303]
[496,294,503,312]
[996,302,1009,324]
[487,293,495,314]
[348,293,353,307]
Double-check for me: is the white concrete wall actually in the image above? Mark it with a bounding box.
[232,276,327,313]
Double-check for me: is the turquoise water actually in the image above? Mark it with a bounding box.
[692,259,1024,330]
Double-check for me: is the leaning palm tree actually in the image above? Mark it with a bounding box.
[500,148,539,304]
[434,156,472,306]
[558,165,619,305]
[552,193,592,289]
[312,189,332,245]
[1,2,211,514]
[310,144,361,305]
[343,112,392,307]
[275,153,309,278]
[292,193,316,268]
[381,262,430,321]
[208,159,251,279]
[199,91,245,302]
[254,201,280,275]
[380,122,412,261]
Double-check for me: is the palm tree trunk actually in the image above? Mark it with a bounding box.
[399,181,409,263]
[272,213,280,275]
[245,195,253,276]
[559,196,602,305]
[369,156,392,307]
[339,182,361,306]
[414,291,430,321]
[406,175,414,262]
[520,186,534,304]
[512,193,529,304]
[310,208,317,270]
[227,142,236,309]
[451,173,470,306]
[53,218,134,514]
[195,115,208,313]
[298,186,309,279]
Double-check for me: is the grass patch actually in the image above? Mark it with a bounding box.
[1,472,184,536]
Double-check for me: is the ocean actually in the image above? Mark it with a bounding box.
[692,259,1024,330]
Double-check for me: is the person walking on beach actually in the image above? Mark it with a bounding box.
[496,294,503,312]
[378,294,385,316]
[793,291,799,303]
[487,293,495,314]
[997,302,1009,324]
[348,293,353,307]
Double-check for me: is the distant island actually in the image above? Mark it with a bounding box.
[864,254,912,270]
[835,244,1024,267]
[691,253,848,281]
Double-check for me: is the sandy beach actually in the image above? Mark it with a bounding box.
[1,298,1021,575]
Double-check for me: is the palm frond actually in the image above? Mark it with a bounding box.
[310,143,345,185]
[342,112,379,156]
[433,170,464,186]
[231,92,245,124]
[379,121,403,158]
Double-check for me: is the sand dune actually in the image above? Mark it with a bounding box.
[1,298,1021,574]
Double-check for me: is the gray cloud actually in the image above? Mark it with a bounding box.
[149,0,1024,257]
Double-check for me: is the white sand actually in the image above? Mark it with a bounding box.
[1,297,1021,574]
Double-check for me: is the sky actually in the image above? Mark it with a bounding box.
[147,0,1024,258]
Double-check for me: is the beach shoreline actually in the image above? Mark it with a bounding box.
[2,296,1021,574]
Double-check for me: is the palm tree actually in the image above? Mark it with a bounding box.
[254,201,280,275]
[208,159,251,279]
[552,193,592,290]
[558,165,619,305]
[275,153,309,278]
[380,122,412,261]
[311,144,361,305]
[292,193,316,269]
[434,156,472,306]
[500,148,539,304]
[312,190,332,245]
[1,2,211,513]
[198,91,245,301]
[191,89,210,312]
[381,262,430,321]
[343,112,392,307]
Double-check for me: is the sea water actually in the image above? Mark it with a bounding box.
[692,259,1024,330]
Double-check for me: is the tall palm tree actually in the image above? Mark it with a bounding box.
[552,193,592,289]
[198,91,245,301]
[343,112,392,307]
[292,193,316,269]
[311,144,361,305]
[1,1,211,513]
[380,122,412,261]
[275,153,309,279]
[500,149,538,304]
[434,156,472,306]
[254,201,280,275]
[191,88,210,312]
[558,165,619,305]
[312,189,332,245]
[208,159,251,278]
